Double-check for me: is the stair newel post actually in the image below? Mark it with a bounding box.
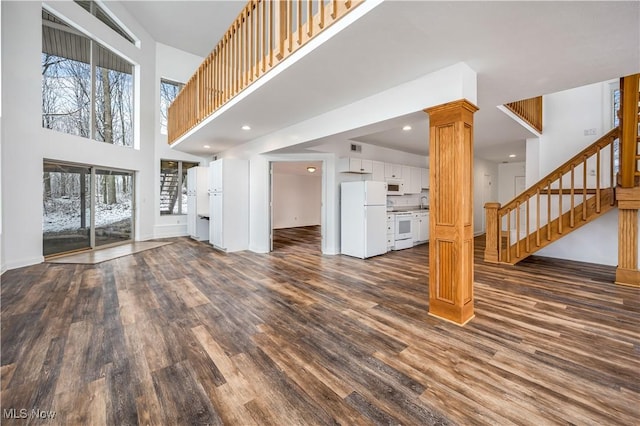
[484,202,501,264]
[615,73,640,287]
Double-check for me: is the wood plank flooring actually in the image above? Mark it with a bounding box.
[1,229,639,425]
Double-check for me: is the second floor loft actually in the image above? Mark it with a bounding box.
[164,1,640,161]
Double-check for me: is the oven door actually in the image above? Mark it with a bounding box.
[395,215,412,240]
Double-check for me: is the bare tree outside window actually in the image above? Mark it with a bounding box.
[160,79,184,134]
[41,9,134,147]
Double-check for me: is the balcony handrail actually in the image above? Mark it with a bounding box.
[168,0,363,145]
[504,96,543,133]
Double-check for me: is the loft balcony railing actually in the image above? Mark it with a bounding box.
[167,0,363,144]
[504,96,543,133]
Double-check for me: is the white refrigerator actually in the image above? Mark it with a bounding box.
[341,181,388,259]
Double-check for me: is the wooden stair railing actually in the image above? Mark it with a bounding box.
[504,96,543,133]
[485,127,619,265]
[167,0,363,145]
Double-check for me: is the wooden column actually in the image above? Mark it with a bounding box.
[425,99,478,325]
[616,74,640,287]
[484,202,501,264]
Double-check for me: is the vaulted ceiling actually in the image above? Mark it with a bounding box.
[118,1,640,163]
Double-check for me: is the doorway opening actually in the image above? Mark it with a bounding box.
[43,160,135,257]
[270,161,323,254]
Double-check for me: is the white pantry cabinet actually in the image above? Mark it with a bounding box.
[208,159,249,252]
[187,166,209,241]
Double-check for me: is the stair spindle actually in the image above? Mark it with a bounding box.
[547,181,551,240]
[582,156,587,221]
[536,188,541,247]
[558,175,563,234]
[506,210,511,263]
[596,148,601,213]
[570,165,575,227]
[516,201,520,259]
[526,197,530,253]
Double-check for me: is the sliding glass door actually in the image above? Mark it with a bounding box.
[43,163,92,256]
[95,169,133,246]
[43,161,134,257]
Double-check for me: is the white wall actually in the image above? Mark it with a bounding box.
[0,2,206,271]
[529,80,638,266]
[154,43,208,238]
[498,162,526,204]
[272,173,321,229]
[474,158,499,235]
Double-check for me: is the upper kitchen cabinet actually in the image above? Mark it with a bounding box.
[339,157,372,174]
[371,161,385,181]
[407,167,422,194]
[384,163,403,179]
[421,168,430,189]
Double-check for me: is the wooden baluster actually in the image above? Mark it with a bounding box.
[582,156,587,221]
[288,0,293,52]
[547,181,551,240]
[235,20,240,95]
[558,175,563,234]
[515,201,520,259]
[270,0,274,66]
[570,164,575,227]
[346,0,352,7]
[319,0,325,28]
[536,188,540,247]
[250,3,254,80]
[484,202,500,263]
[307,0,313,37]
[277,1,287,59]
[261,0,266,73]
[506,209,511,263]
[525,197,530,253]
[596,148,601,213]
[331,0,337,19]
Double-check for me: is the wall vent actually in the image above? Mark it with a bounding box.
[350,143,362,153]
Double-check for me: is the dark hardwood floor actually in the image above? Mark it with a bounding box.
[1,229,639,425]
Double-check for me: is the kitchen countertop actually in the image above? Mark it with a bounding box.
[387,207,429,213]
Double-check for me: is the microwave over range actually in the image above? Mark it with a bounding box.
[386,179,404,196]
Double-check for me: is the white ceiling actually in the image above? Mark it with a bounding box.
[119,1,640,163]
[118,1,245,57]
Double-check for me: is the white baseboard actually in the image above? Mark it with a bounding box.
[153,224,188,239]
[2,255,45,274]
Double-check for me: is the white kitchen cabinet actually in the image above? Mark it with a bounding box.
[421,168,430,189]
[339,157,372,174]
[371,161,385,181]
[401,166,412,185]
[407,167,422,194]
[384,163,402,179]
[208,158,249,252]
[187,166,209,241]
[413,211,429,244]
[386,213,395,250]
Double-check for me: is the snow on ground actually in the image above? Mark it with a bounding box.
[43,197,132,233]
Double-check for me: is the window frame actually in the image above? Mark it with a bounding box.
[41,8,136,148]
[160,79,185,135]
[160,159,198,216]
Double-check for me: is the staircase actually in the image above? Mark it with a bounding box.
[486,74,640,274]
[160,170,180,215]
[485,128,620,265]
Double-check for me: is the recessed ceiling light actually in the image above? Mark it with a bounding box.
[203,145,210,149]
[241,125,251,131]
[509,154,517,158]
[307,166,316,173]
[402,125,412,131]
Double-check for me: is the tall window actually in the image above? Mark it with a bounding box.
[160,160,198,215]
[42,9,134,147]
[74,0,136,45]
[160,79,184,134]
[612,88,621,175]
